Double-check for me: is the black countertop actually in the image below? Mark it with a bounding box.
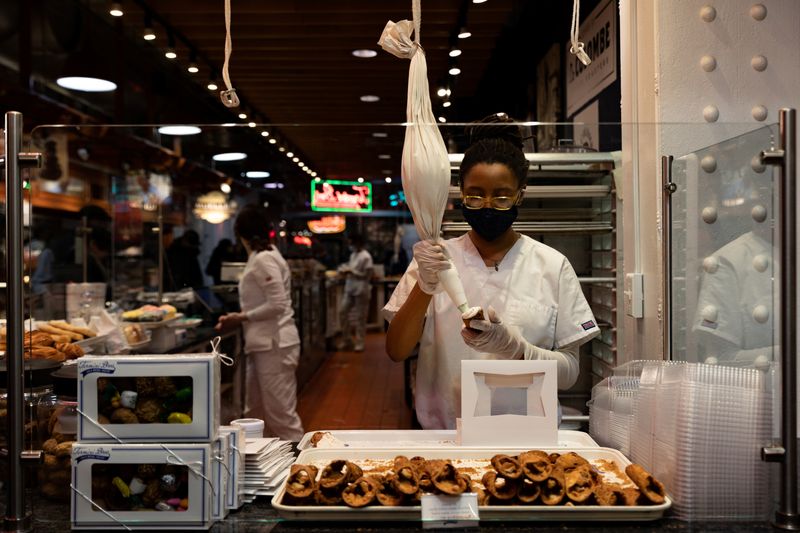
[3,494,775,532]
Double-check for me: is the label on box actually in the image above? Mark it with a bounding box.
[73,447,111,463]
[78,360,118,376]
[420,494,479,528]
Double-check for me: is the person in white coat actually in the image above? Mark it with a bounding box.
[383,114,600,430]
[338,232,374,351]
[215,206,304,441]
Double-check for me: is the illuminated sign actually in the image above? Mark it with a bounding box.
[308,216,346,234]
[293,235,312,247]
[310,180,372,213]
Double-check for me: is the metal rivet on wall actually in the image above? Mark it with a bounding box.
[703,256,719,273]
[700,5,717,22]
[702,206,718,223]
[751,55,768,72]
[751,155,766,173]
[700,55,717,72]
[701,155,717,173]
[753,254,769,272]
[752,105,768,121]
[703,105,720,122]
[751,204,768,223]
[750,3,767,21]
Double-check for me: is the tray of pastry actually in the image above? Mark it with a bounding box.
[298,430,598,450]
[271,447,670,522]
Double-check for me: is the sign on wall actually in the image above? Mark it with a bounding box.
[565,0,617,117]
[310,180,372,213]
[308,215,346,234]
[572,101,600,151]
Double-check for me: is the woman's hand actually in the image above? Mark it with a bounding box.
[215,312,248,332]
[412,240,451,294]
[461,305,526,359]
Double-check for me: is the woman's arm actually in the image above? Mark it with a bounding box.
[385,284,432,362]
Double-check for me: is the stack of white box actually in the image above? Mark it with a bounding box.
[628,361,772,521]
[71,353,244,530]
[240,438,295,502]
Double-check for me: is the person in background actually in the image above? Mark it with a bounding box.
[206,238,234,285]
[337,232,374,352]
[383,114,600,429]
[165,229,205,290]
[215,205,304,441]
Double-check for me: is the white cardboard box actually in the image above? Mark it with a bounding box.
[460,359,559,447]
[219,425,245,510]
[211,435,229,521]
[77,354,220,443]
[71,443,213,530]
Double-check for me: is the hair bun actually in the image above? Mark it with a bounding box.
[466,113,524,149]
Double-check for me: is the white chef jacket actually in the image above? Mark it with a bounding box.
[344,249,374,296]
[382,233,600,429]
[693,231,774,358]
[239,248,300,353]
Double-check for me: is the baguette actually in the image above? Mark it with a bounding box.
[36,324,82,341]
[49,321,97,338]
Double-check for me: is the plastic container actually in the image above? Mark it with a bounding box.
[0,359,61,451]
[39,364,79,501]
[231,418,265,439]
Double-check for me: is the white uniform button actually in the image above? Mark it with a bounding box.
[702,206,718,224]
[702,305,718,322]
[752,254,769,272]
[753,305,769,323]
[703,256,719,273]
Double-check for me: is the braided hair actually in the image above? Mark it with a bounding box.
[234,205,274,252]
[459,113,529,189]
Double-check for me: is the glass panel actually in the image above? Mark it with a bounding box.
[669,124,779,366]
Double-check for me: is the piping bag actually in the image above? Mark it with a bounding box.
[379,0,471,314]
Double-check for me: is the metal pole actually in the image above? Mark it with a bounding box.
[80,215,88,283]
[761,108,799,530]
[661,155,675,360]
[4,111,31,531]
[157,202,164,305]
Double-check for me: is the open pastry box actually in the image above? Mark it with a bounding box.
[271,447,671,522]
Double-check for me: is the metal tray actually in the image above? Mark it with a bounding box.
[272,447,671,522]
[297,430,598,451]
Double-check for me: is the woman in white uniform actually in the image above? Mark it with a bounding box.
[215,206,304,441]
[383,115,600,430]
[338,232,374,352]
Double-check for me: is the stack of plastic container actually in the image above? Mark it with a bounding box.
[589,361,648,456]
[629,361,771,521]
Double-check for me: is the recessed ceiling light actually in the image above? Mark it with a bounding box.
[238,113,247,119]
[286,151,294,158]
[165,48,177,59]
[248,122,256,128]
[279,147,286,152]
[473,0,487,3]
[438,116,447,123]
[352,49,378,58]
[385,177,392,183]
[311,171,318,177]
[360,95,380,103]
[437,88,448,97]
[449,49,462,58]
[372,132,388,138]
[212,152,247,162]
[207,81,218,91]
[449,67,461,76]
[269,138,277,144]
[458,28,472,39]
[109,2,123,17]
[143,27,156,41]
[357,177,365,183]
[57,76,117,92]
[187,63,199,74]
[158,126,201,136]
[261,131,269,137]
[220,183,232,193]
[297,161,304,167]
[443,101,452,108]
[378,154,391,160]
[292,157,300,163]
[246,171,271,179]
[314,177,321,182]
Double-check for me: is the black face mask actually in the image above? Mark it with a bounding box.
[461,206,518,241]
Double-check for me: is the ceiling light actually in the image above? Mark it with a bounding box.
[473,0,487,3]
[246,171,270,179]
[286,151,294,158]
[449,66,461,76]
[449,48,462,58]
[260,131,269,137]
[438,116,447,123]
[314,177,321,182]
[443,101,452,108]
[357,177,365,183]
[207,79,218,91]
[238,112,247,119]
[311,171,318,177]
[458,28,472,39]
[372,132,388,138]
[212,152,247,162]
[385,177,392,183]
[378,154,391,160]
[297,161,304,167]
[279,147,286,152]
[269,138,277,144]
[352,49,378,58]
[360,95,380,102]
[187,63,199,74]
[56,77,117,92]
[109,1,123,17]
[143,16,156,40]
[302,166,308,171]
[248,122,256,128]
[292,157,300,163]
[165,48,177,59]
[220,183,232,194]
[158,126,201,135]
[437,87,448,97]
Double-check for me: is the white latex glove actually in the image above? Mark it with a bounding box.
[412,240,451,295]
[461,305,526,359]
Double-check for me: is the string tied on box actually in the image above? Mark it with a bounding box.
[71,485,132,531]
[163,444,216,496]
[570,0,592,66]
[76,408,124,444]
[211,336,234,366]
[219,0,239,107]
[213,452,232,477]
